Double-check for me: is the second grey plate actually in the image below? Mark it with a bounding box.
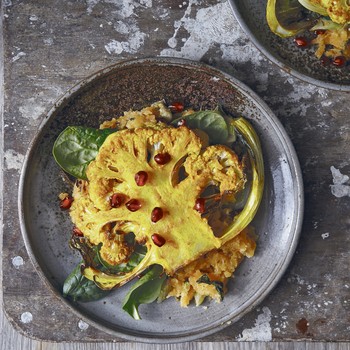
[229,0,350,90]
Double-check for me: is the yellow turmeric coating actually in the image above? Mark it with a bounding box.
[69,103,257,305]
[70,126,246,278]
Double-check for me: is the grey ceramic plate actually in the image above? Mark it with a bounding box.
[229,0,350,91]
[18,57,303,343]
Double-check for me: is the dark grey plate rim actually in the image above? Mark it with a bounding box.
[229,0,350,92]
[18,57,304,343]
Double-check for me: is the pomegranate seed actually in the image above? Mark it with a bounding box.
[151,207,163,223]
[73,227,83,237]
[151,233,166,247]
[320,55,331,66]
[177,119,187,127]
[60,196,73,210]
[294,37,308,47]
[194,198,206,214]
[154,152,171,165]
[110,193,125,208]
[135,171,148,186]
[126,199,142,212]
[169,102,184,113]
[315,29,326,36]
[332,56,346,67]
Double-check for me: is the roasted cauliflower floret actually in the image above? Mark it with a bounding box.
[100,101,171,130]
[316,0,350,24]
[166,228,256,307]
[298,0,350,24]
[70,126,247,288]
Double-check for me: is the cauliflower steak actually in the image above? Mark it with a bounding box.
[70,126,247,288]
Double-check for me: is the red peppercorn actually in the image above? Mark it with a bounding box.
[60,196,73,210]
[332,56,346,67]
[110,193,125,208]
[154,152,171,165]
[194,198,206,214]
[135,171,148,186]
[73,227,83,237]
[126,199,142,212]
[294,37,308,48]
[151,207,163,223]
[151,233,166,247]
[169,102,184,113]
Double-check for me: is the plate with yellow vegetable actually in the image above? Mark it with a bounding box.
[18,58,303,342]
[230,0,350,90]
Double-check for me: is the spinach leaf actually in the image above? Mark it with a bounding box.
[63,262,110,302]
[172,110,229,144]
[97,244,147,274]
[53,126,116,179]
[122,265,166,320]
[196,274,224,301]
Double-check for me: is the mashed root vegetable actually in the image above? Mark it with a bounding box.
[166,228,256,307]
[312,26,350,59]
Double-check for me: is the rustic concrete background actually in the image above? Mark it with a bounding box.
[1,0,350,348]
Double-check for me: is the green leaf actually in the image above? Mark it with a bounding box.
[122,265,166,320]
[63,262,110,302]
[97,244,147,274]
[172,110,229,144]
[196,274,224,301]
[53,126,116,179]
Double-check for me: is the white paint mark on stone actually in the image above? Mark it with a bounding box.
[105,27,146,55]
[140,0,152,7]
[20,312,33,324]
[12,256,24,269]
[43,38,54,46]
[12,52,26,62]
[87,0,152,17]
[237,307,272,341]
[29,15,38,21]
[166,0,194,50]
[114,21,129,35]
[119,0,136,18]
[105,40,124,55]
[78,320,89,330]
[159,0,268,91]
[4,149,24,171]
[86,0,100,14]
[330,166,350,198]
[19,96,47,120]
[167,37,178,48]
[287,274,305,285]
[321,232,330,239]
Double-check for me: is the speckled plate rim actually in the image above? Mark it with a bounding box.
[18,57,304,343]
[229,1,350,92]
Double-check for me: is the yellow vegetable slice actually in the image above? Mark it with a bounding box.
[73,118,264,289]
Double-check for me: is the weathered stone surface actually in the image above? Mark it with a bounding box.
[2,0,349,343]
